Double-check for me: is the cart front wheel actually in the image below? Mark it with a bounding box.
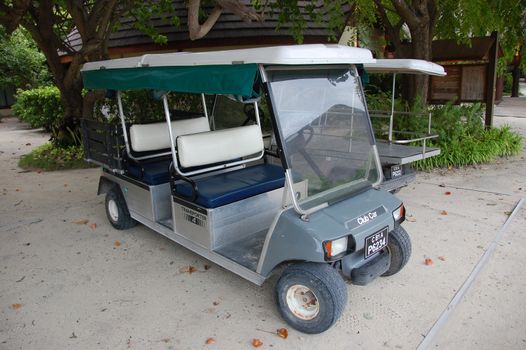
[105,187,136,230]
[382,224,411,277]
[276,262,347,334]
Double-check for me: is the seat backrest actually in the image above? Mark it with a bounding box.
[176,125,264,168]
[129,117,210,152]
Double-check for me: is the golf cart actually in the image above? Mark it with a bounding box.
[363,59,446,192]
[81,44,411,334]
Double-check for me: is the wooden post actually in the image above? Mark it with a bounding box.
[485,31,498,128]
[511,45,521,98]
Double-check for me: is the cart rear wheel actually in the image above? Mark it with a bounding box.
[382,224,411,277]
[105,187,136,230]
[276,262,347,334]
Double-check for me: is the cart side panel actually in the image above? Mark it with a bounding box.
[101,172,171,223]
[171,188,283,251]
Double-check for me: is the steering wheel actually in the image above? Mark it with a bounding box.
[286,124,315,153]
[242,104,265,126]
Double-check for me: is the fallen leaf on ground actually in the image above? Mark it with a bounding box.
[439,183,446,188]
[89,223,97,229]
[179,265,198,274]
[25,143,31,146]
[277,328,288,339]
[114,240,121,247]
[213,301,220,306]
[69,332,77,339]
[15,188,20,192]
[438,256,446,261]
[161,338,170,343]
[205,337,215,345]
[73,219,89,225]
[504,211,512,216]
[251,339,263,348]
[10,303,22,310]
[64,184,68,187]
[406,215,416,222]
[424,258,433,266]
[440,210,448,216]
[204,264,211,271]
[444,191,452,195]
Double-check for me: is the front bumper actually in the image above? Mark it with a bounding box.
[341,249,390,286]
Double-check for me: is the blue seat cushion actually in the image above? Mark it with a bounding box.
[126,158,172,185]
[175,164,285,208]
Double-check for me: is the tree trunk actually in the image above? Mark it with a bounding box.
[405,26,432,104]
[53,74,84,146]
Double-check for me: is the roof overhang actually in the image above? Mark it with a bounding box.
[363,59,446,76]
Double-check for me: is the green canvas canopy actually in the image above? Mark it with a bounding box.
[82,64,259,98]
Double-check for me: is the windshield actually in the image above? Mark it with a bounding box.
[267,67,381,210]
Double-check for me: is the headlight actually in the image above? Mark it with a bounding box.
[323,236,348,259]
[393,204,405,223]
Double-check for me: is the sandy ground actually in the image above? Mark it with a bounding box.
[0,98,525,349]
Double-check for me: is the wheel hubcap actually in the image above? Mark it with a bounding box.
[286,284,320,320]
[108,199,119,222]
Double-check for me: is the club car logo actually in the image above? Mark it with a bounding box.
[345,206,386,230]
[357,211,378,225]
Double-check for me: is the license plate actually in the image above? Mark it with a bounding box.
[364,227,388,259]
[391,165,403,178]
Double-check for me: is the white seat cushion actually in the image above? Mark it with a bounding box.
[177,125,264,168]
[129,117,210,152]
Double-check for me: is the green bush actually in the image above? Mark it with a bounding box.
[414,103,523,169]
[12,86,63,131]
[92,90,206,124]
[18,142,92,171]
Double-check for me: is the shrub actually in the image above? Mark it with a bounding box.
[12,86,63,131]
[414,103,523,169]
[18,142,92,171]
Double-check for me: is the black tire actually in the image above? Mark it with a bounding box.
[382,224,411,277]
[105,187,136,230]
[389,187,401,194]
[275,262,347,334]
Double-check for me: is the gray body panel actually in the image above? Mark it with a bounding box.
[257,188,401,277]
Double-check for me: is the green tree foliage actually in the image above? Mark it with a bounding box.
[434,0,526,70]
[0,28,50,89]
[342,0,526,101]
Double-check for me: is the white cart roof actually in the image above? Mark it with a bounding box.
[363,59,446,76]
[82,44,375,71]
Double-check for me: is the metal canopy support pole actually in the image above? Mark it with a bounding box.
[116,91,132,156]
[162,95,179,169]
[201,93,209,120]
[389,73,396,143]
[484,31,498,128]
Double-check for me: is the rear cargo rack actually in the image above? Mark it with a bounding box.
[370,110,440,164]
[81,118,125,173]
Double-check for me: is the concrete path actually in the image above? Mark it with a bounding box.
[0,107,525,349]
[494,82,526,118]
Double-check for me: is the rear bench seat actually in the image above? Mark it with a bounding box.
[173,125,285,208]
[125,117,210,185]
